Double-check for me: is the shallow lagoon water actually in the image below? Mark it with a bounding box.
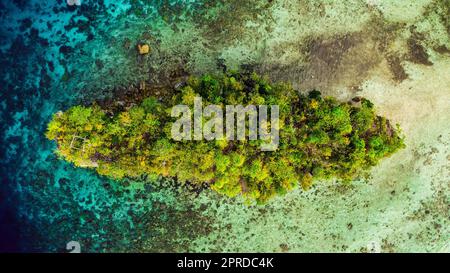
[0,0,448,252]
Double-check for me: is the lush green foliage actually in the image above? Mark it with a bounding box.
[46,72,404,203]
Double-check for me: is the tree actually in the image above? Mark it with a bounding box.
[46,72,405,203]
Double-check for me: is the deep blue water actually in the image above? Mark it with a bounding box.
[0,0,199,252]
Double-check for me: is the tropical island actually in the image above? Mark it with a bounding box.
[46,72,404,203]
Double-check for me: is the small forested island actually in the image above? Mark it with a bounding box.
[46,72,404,203]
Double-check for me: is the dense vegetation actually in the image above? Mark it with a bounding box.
[46,72,404,203]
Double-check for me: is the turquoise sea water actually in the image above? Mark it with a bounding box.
[1,0,449,252]
[0,0,205,252]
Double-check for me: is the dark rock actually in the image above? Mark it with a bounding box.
[407,38,433,66]
[59,45,74,55]
[19,18,32,32]
[387,55,408,82]
[95,59,104,70]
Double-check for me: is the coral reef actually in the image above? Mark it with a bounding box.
[1,0,448,252]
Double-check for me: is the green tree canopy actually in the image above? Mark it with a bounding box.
[46,72,404,203]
